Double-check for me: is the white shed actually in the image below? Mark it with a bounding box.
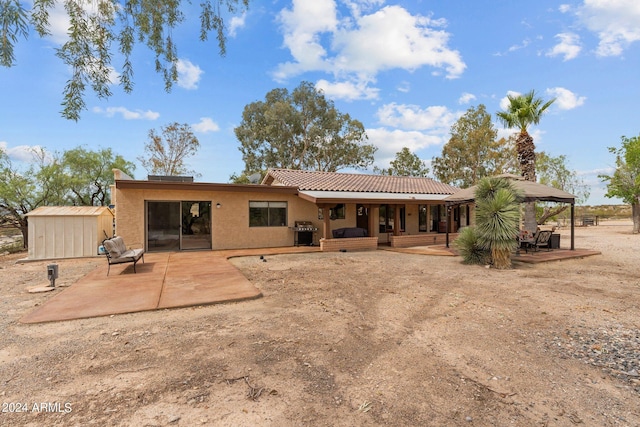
[26,206,114,260]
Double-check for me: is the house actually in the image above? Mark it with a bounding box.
[111,168,467,252]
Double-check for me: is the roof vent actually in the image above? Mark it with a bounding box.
[148,175,194,183]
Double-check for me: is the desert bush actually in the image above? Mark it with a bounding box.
[1,239,25,254]
[454,226,490,265]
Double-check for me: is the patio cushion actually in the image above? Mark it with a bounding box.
[113,236,127,254]
[103,238,122,258]
[109,248,144,263]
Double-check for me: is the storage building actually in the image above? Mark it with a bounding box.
[26,206,114,260]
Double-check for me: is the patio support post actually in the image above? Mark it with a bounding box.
[368,205,376,237]
[570,202,575,250]
[321,205,332,239]
[446,205,451,248]
[394,204,401,236]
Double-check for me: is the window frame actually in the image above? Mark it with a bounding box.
[318,203,346,220]
[249,201,288,227]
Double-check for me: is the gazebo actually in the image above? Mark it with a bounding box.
[444,174,576,250]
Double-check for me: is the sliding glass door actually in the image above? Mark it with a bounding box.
[181,201,212,250]
[146,201,212,251]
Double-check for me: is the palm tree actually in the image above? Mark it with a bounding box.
[497,90,555,231]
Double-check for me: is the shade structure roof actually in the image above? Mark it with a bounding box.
[444,174,576,206]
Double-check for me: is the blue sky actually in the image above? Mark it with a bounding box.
[1,0,639,205]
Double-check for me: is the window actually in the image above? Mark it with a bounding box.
[430,205,440,232]
[318,203,346,220]
[419,205,428,232]
[249,201,287,227]
[379,205,405,233]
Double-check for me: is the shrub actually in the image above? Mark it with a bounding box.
[454,226,490,265]
[474,177,522,269]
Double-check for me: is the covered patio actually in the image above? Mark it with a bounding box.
[263,169,462,251]
[444,174,578,250]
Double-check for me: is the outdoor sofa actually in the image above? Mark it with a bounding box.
[332,227,368,238]
[101,236,145,276]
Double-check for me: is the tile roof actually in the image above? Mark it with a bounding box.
[264,169,458,195]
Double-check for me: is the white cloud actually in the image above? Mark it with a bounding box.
[458,92,476,104]
[546,87,586,110]
[577,0,640,57]
[559,4,572,13]
[376,103,459,132]
[275,0,338,78]
[342,0,385,18]
[44,2,118,45]
[547,32,582,60]
[274,2,465,99]
[92,107,160,120]
[331,6,465,78]
[316,79,379,101]
[396,81,410,93]
[366,127,443,165]
[367,102,460,165]
[508,38,532,53]
[192,117,220,133]
[0,142,46,162]
[105,66,120,85]
[228,13,247,37]
[176,59,203,90]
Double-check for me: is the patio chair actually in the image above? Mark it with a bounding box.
[531,230,553,252]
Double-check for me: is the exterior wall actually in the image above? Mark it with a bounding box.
[113,185,462,252]
[28,212,113,259]
[403,204,421,235]
[374,203,446,244]
[114,187,321,250]
[320,237,378,252]
[389,233,457,248]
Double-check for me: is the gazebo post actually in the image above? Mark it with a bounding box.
[570,202,575,250]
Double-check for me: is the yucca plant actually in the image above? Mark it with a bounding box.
[474,177,522,269]
[453,225,489,265]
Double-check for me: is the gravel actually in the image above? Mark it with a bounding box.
[551,325,640,394]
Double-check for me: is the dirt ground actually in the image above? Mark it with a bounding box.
[1,221,639,426]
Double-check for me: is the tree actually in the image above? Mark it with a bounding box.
[63,147,136,206]
[536,151,590,224]
[375,147,429,177]
[0,0,249,120]
[0,148,67,247]
[0,146,134,248]
[138,122,200,176]
[496,90,555,232]
[432,104,516,188]
[234,81,376,175]
[600,134,640,234]
[474,176,522,269]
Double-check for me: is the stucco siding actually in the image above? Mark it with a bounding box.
[114,187,321,250]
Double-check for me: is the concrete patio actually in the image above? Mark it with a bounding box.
[18,242,599,324]
[19,250,301,324]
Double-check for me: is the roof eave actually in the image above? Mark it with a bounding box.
[115,180,299,194]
